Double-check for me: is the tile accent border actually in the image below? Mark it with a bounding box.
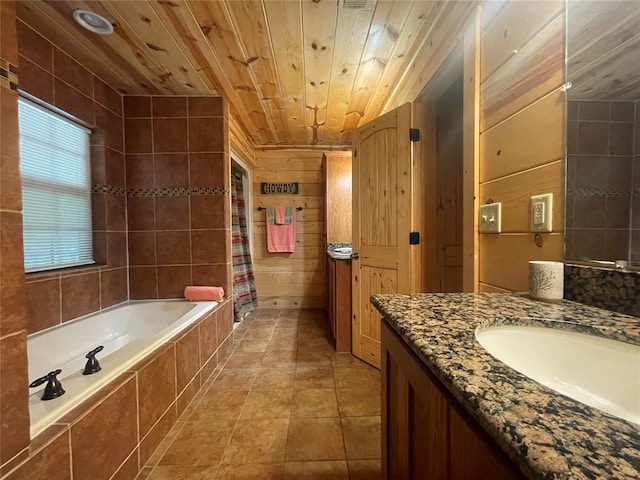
[190,187,229,196]
[90,185,230,197]
[0,58,19,91]
[91,184,126,196]
[127,187,229,197]
[566,187,636,197]
[564,263,640,318]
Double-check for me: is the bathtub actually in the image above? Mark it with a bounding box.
[27,300,218,438]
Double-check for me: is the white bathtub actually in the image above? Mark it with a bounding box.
[27,300,218,438]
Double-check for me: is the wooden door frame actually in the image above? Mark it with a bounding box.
[412,17,479,293]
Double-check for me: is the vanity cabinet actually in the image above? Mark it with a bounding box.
[327,256,352,352]
[382,321,524,480]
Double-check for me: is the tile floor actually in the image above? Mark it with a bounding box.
[138,309,382,479]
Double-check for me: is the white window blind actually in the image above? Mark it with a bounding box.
[18,98,94,272]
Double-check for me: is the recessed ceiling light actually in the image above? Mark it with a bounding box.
[72,10,114,35]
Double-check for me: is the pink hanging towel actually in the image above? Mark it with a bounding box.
[266,206,296,252]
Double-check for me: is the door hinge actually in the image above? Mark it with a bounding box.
[353,149,357,158]
[409,232,420,245]
[409,128,420,142]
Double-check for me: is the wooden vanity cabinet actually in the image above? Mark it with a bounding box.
[327,256,352,352]
[328,257,336,336]
[382,321,524,480]
[323,151,352,352]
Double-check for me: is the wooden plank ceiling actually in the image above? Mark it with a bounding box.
[16,0,448,146]
[567,0,640,101]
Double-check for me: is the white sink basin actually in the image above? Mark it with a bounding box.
[330,247,352,259]
[475,325,640,425]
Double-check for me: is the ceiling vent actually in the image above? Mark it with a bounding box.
[343,0,370,9]
[72,10,114,35]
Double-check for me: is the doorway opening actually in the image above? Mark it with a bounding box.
[414,40,476,293]
[433,75,464,292]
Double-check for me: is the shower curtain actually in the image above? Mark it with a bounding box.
[231,171,257,320]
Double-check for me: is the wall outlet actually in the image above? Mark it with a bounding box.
[530,193,553,233]
[479,203,501,233]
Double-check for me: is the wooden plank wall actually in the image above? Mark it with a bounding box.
[325,151,352,243]
[229,110,256,168]
[477,1,565,292]
[385,1,478,112]
[252,149,325,309]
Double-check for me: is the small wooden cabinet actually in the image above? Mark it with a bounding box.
[327,256,352,352]
[382,321,524,480]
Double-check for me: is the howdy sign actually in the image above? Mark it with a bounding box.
[260,182,299,194]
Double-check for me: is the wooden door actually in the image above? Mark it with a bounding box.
[352,103,413,368]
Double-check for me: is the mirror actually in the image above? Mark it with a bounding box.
[565,0,640,265]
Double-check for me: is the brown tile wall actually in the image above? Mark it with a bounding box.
[1,8,234,477]
[124,95,232,300]
[1,299,234,480]
[0,1,31,466]
[631,101,640,264]
[17,20,128,334]
[566,100,635,262]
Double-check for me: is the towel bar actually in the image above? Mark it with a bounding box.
[257,207,303,211]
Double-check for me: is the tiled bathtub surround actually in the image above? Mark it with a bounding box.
[0,2,32,464]
[633,99,640,264]
[1,300,234,480]
[18,19,128,334]
[372,293,640,479]
[565,263,640,317]
[9,17,235,477]
[565,99,637,262]
[124,95,232,300]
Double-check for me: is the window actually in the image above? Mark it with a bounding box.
[18,98,94,272]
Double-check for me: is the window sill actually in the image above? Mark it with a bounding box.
[25,263,107,282]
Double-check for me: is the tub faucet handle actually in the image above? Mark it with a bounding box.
[29,369,65,401]
[83,345,104,375]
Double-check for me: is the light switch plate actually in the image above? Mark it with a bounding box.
[479,202,501,233]
[530,193,553,233]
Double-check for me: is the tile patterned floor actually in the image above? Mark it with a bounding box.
[138,309,382,479]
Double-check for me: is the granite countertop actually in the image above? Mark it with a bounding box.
[371,293,640,480]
